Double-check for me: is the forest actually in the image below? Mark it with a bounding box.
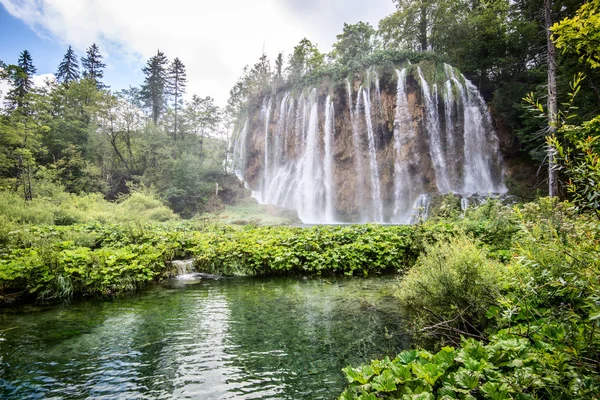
[0,0,599,398]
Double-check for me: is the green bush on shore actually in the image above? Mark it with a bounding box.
[396,235,503,342]
[340,197,600,399]
[0,221,445,302]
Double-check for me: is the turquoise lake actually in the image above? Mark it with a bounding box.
[0,275,411,399]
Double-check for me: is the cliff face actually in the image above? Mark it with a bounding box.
[233,61,506,223]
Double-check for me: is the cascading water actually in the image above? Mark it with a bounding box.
[442,64,506,194]
[348,81,367,222]
[392,68,419,224]
[261,97,273,199]
[232,120,248,182]
[234,62,506,224]
[323,96,335,222]
[418,67,451,194]
[410,194,432,224]
[297,89,322,223]
[362,86,383,222]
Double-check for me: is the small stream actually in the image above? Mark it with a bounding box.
[0,276,411,399]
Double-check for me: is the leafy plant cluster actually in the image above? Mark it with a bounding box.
[340,197,600,399]
[340,334,598,400]
[0,219,443,302]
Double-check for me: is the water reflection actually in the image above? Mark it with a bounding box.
[0,276,410,399]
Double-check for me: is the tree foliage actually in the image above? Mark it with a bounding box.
[4,50,37,112]
[167,57,187,139]
[0,45,232,215]
[141,50,169,125]
[331,22,376,66]
[287,39,324,81]
[56,46,80,85]
[552,0,600,69]
[81,43,106,89]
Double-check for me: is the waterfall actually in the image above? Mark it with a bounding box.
[417,67,451,194]
[264,93,294,207]
[347,80,366,222]
[392,69,415,223]
[261,98,273,199]
[232,120,248,182]
[297,90,321,223]
[324,96,335,222]
[443,64,506,195]
[273,92,290,172]
[461,197,469,211]
[362,87,383,222]
[463,80,506,194]
[443,78,458,187]
[172,259,196,278]
[410,194,431,224]
[237,62,506,224]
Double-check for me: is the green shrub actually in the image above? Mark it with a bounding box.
[396,235,503,341]
[460,199,519,257]
[118,192,178,222]
[0,191,54,224]
[340,198,600,399]
[0,215,17,247]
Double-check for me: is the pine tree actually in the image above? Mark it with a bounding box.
[141,50,169,125]
[81,43,106,89]
[5,50,37,112]
[167,57,187,139]
[56,46,80,85]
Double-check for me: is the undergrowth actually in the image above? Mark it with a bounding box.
[340,197,600,399]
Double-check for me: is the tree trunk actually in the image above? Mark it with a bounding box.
[545,0,559,198]
[419,4,428,52]
[174,84,178,141]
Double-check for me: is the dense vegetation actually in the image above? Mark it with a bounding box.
[1,0,600,398]
[340,198,600,399]
[0,187,436,302]
[0,45,242,217]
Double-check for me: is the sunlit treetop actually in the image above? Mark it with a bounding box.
[552,0,600,69]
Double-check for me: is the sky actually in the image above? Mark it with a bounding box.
[0,0,396,106]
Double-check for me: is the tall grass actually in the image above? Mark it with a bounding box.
[0,189,177,226]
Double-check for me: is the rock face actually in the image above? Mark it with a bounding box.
[233,61,506,223]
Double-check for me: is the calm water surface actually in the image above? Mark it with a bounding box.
[0,275,410,399]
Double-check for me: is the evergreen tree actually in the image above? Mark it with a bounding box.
[167,57,187,139]
[141,50,169,125]
[5,50,37,112]
[56,46,80,85]
[81,43,106,89]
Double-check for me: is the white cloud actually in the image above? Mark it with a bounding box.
[32,73,56,87]
[0,0,395,106]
